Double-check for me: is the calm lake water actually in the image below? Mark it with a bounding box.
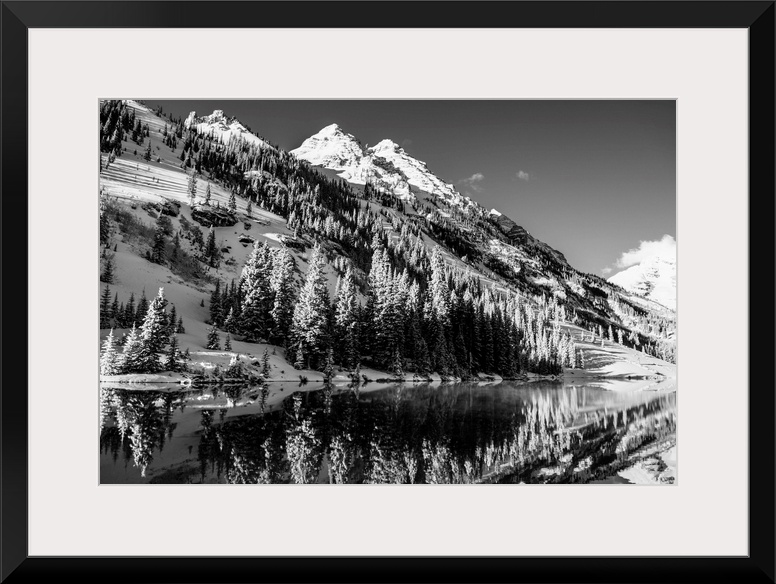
[100,380,676,484]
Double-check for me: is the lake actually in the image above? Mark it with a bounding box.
[100,380,676,484]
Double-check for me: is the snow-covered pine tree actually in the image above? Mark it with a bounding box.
[187,173,198,207]
[138,287,169,372]
[246,199,252,218]
[390,348,404,379]
[334,266,359,369]
[228,190,237,214]
[99,329,122,375]
[204,182,212,206]
[323,347,335,382]
[239,241,274,342]
[120,324,144,373]
[223,307,236,333]
[289,244,331,370]
[269,245,295,346]
[206,323,221,350]
[262,348,271,376]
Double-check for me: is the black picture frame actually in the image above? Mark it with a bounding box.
[2,2,773,582]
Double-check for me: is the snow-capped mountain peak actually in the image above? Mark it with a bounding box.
[608,251,676,310]
[290,123,365,176]
[318,122,346,135]
[184,110,270,150]
[292,124,470,206]
[370,138,403,154]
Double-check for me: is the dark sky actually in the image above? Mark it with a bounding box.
[145,99,675,275]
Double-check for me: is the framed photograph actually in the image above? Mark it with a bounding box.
[3,1,773,582]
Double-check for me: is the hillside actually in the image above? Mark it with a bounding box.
[98,100,676,383]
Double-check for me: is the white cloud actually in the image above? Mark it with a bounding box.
[614,234,676,269]
[459,172,485,192]
[516,170,530,181]
[601,267,613,275]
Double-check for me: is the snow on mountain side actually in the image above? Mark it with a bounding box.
[289,123,364,171]
[291,124,467,205]
[185,110,271,150]
[608,254,676,311]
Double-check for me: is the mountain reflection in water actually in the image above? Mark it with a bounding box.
[100,381,675,484]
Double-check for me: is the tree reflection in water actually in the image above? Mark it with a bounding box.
[100,383,675,484]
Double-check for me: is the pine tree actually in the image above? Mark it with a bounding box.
[100,284,112,329]
[246,199,253,218]
[323,348,335,382]
[99,189,111,245]
[269,246,295,345]
[289,244,331,369]
[138,287,169,372]
[164,335,180,371]
[206,324,221,350]
[204,228,219,268]
[334,266,359,369]
[121,324,144,373]
[168,304,178,336]
[224,333,232,351]
[204,182,212,206]
[187,173,198,207]
[100,329,122,375]
[223,307,237,333]
[239,241,274,342]
[176,316,185,334]
[101,256,115,284]
[143,139,152,161]
[209,280,223,326]
[391,348,404,378]
[111,293,120,321]
[262,348,271,376]
[228,190,237,214]
[151,219,167,265]
[123,292,136,328]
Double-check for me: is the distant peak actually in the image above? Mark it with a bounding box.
[370,138,402,153]
[319,123,344,135]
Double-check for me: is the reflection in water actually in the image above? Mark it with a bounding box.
[100,382,676,484]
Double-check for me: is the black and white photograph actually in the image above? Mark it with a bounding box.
[98,99,677,485]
